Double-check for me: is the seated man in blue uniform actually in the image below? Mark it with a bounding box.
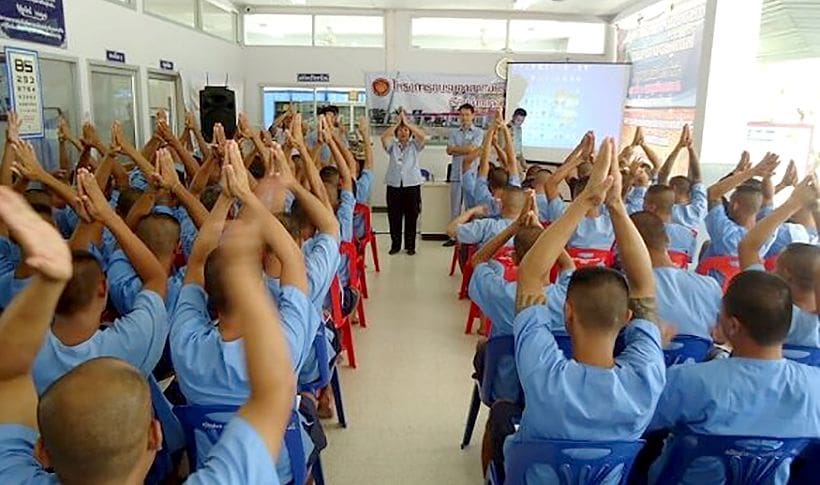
[0,187,296,484]
[484,138,670,483]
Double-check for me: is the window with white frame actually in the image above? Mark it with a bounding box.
[144,0,197,28]
[508,20,606,54]
[201,0,237,42]
[411,17,507,51]
[244,14,313,46]
[314,15,383,47]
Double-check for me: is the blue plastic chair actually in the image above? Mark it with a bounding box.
[663,335,712,367]
[173,404,324,485]
[421,168,432,181]
[487,438,645,485]
[783,344,820,367]
[461,335,523,449]
[299,325,347,428]
[652,433,810,485]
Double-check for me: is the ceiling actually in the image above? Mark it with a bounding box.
[758,0,820,62]
[236,0,643,16]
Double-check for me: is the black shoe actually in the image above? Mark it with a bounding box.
[442,239,456,247]
[406,249,416,256]
[389,247,401,255]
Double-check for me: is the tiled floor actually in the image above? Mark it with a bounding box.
[322,215,486,484]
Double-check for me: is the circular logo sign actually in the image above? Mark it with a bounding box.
[371,77,391,97]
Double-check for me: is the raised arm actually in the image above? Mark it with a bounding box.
[739,175,818,269]
[357,116,374,171]
[325,124,354,192]
[225,220,296,462]
[632,126,662,173]
[380,121,397,151]
[606,151,656,305]
[152,148,208,228]
[517,138,615,310]
[775,160,798,194]
[471,191,537,266]
[477,121,499,180]
[12,141,84,216]
[225,141,309,293]
[289,113,331,209]
[447,206,488,240]
[658,125,689,184]
[185,111,211,160]
[77,169,168,297]
[707,152,779,205]
[184,192,232,287]
[0,187,71,428]
[400,111,427,150]
[499,120,520,182]
[157,119,201,179]
[1,112,21,186]
[116,124,157,180]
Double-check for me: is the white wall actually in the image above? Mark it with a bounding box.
[244,8,614,207]
[1,0,244,143]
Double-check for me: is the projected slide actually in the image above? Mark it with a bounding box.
[506,63,631,162]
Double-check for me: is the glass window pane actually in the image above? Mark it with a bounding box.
[509,20,605,54]
[314,15,383,47]
[148,77,179,130]
[202,1,236,42]
[145,0,196,28]
[91,70,138,147]
[411,17,506,51]
[244,14,312,46]
[0,57,80,172]
[262,88,316,128]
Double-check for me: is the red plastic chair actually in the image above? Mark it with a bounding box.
[330,276,357,368]
[764,256,779,272]
[566,247,615,269]
[696,256,741,292]
[465,250,519,335]
[340,241,367,329]
[449,242,460,276]
[464,301,486,335]
[354,203,380,273]
[458,244,479,300]
[668,251,690,269]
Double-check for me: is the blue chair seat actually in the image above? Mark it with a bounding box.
[487,438,645,485]
[663,335,712,367]
[783,344,820,367]
[652,433,811,485]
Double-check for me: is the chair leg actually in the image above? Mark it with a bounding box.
[359,257,369,299]
[356,292,367,328]
[343,321,357,369]
[330,367,347,428]
[461,384,481,449]
[312,455,326,485]
[370,234,380,272]
[464,303,479,335]
[449,245,458,276]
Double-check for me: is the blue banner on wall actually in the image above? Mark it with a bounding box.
[0,1,67,48]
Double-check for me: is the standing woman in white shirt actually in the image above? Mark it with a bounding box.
[381,110,427,256]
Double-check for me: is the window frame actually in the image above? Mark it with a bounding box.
[143,0,199,31]
[87,61,144,146]
[243,13,315,47]
[242,12,385,48]
[100,0,137,10]
[409,16,509,53]
[199,0,240,43]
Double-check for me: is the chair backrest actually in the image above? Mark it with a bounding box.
[504,438,645,485]
[663,335,712,367]
[339,241,361,288]
[764,255,778,272]
[668,251,689,269]
[481,335,523,406]
[696,256,740,291]
[353,203,373,237]
[655,433,810,485]
[783,344,820,367]
[567,247,615,269]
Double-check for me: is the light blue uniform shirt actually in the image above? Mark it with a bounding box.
[509,306,666,485]
[765,223,818,258]
[354,169,374,239]
[170,283,316,484]
[473,175,522,218]
[462,166,478,209]
[745,264,819,347]
[704,205,776,259]
[648,358,820,485]
[448,126,484,183]
[0,417,279,485]
[130,168,150,191]
[337,190,355,287]
[385,140,424,188]
[456,217,514,248]
[536,194,550,222]
[469,261,571,338]
[547,198,615,250]
[625,186,648,215]
[654,267,721,339]
[672,182,708,230]
[666,222,698,262]
[0,270,30,310]
[0,237,20,276]
[307,129,347,164]
[32,290,168,394]
[106,249,186,316]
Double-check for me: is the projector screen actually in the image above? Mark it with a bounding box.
[506,62,631,163]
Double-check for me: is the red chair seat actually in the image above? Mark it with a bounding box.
[567,247,615,269]
[696,256,741,292]
[668,251,690,269]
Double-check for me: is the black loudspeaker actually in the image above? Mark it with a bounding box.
[199,86,237,142]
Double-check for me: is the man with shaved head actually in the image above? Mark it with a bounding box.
[0,186,295,484]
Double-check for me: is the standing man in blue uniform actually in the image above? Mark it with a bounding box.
[444,103,484,247]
